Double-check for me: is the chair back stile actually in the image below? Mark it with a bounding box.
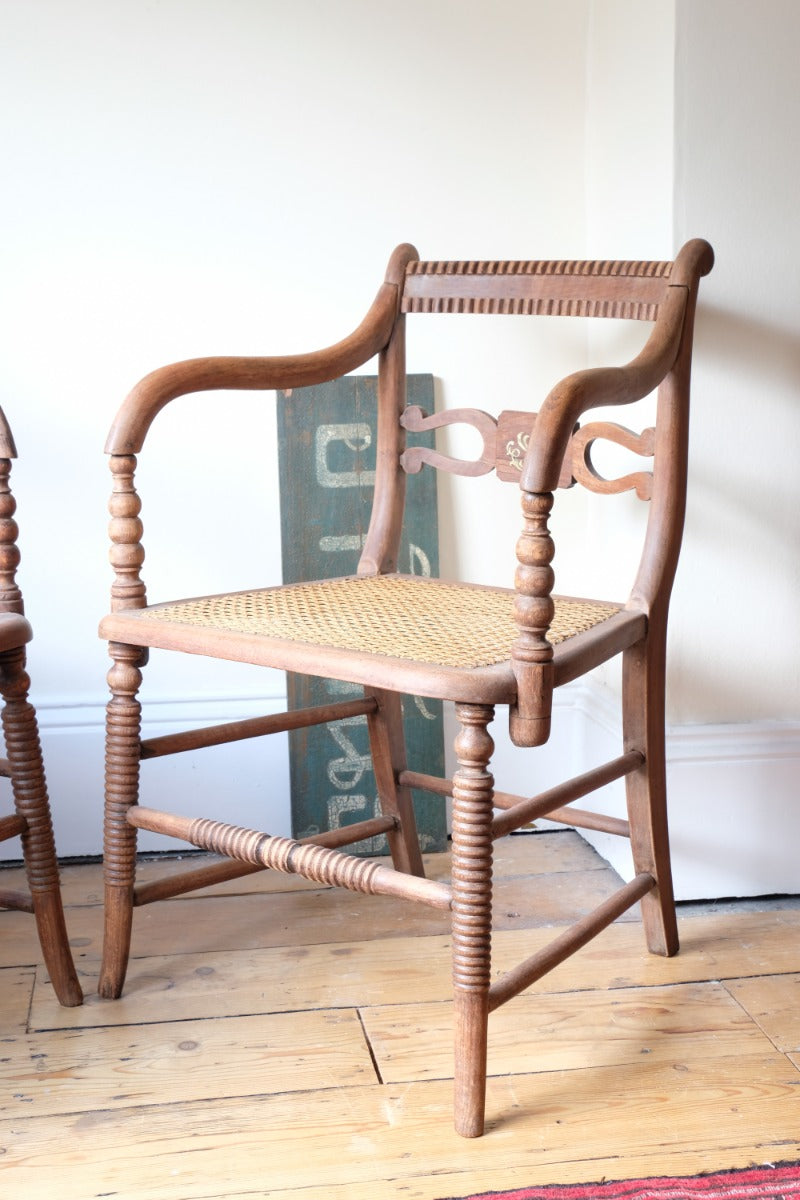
[357,243,418,578]
[628,240,713,621]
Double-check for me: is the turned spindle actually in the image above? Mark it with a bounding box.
[0,459,22,613]
[510,489,555,747]
[108,454,146,611]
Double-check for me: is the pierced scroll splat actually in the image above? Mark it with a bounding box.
[400,407,574,489]
[569,422,655,499]
[400,406,496,477]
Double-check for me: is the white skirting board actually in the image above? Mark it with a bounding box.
[4,685,799,900]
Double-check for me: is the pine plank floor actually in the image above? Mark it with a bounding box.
[1,830,799,1199]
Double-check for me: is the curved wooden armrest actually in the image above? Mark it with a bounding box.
[105,243,419,455]
[0,611,32,650]
[520,237,714,494]
[521,283,690,493]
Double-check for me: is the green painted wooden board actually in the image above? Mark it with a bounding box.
[277,375,446,854]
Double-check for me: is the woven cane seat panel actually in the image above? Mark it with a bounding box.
[143,576,620,670]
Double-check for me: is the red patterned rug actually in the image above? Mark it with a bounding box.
[439,1162,800,1200]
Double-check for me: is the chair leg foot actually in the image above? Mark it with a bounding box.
[99,885,134,999]
[453,991,489,1137]
[32,892,83,1007]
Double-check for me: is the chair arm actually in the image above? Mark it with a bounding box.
[519,238,713,495]
[520,282,691,494]
[105,244,418,455]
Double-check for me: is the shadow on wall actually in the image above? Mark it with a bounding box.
[698,300,800,393]
[667,300,800,723]
[690,300,800,557]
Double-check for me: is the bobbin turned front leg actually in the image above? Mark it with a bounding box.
[0,646,83,1006]
[99,642,146,999]
[450,702,495,1138]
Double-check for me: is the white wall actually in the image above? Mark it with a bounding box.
[577,0,800,898]
[673,0,800,726]
[0,0,592,856]
[665,0,800,895]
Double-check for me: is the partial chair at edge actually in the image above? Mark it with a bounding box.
[97,239,713,1134]
[0,406,82,1007]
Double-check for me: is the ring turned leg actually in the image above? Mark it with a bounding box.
[0,646,82,1006]
[451,702,495,1138]
[622,629,678,957]
[99,642,145,999]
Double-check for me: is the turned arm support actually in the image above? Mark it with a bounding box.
[0,407,22,614]
[105,244,417,454]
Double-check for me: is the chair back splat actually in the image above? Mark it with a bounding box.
[99,240,713,1136]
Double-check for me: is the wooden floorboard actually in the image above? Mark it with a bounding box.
[0,864,631,971]
[361,981,773,1083]
[725,972,800,1052]
[2,830,800,1199]
[0,1058,798,1200]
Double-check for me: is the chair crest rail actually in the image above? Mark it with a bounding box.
[402,258,672,319]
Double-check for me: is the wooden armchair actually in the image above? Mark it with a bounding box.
[0,409,82,1006]
[98,239,713,1135]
